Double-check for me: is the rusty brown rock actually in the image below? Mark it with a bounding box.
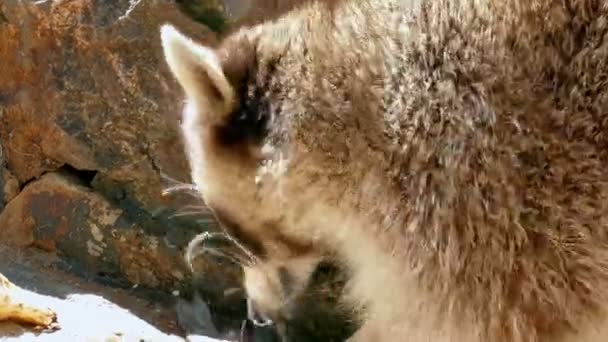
[0,172,137,274]
[0,166,19,211]
[0,0,214,223]
[0,185,33,247]
[0,0,244,291]
[0,170,250,339]
[0,0,252,335]
[0,171,243,294]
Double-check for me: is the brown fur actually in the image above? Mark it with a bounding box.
[161,0,608,340]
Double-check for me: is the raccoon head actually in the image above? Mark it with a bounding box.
[160,22,327,326]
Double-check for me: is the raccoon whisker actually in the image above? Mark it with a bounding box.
[189,229,258,265]
[170,210,210,219]
[186,236,221,269]
[219,228,259,265]
[171,205,212,219]
[190,244,252,268]
[216,249,251,266]
[197,240,253,266]
[160,173,200,197]
[185,232,224,269]
[195,218,220,226]
[186,244,209,265]
[181,204,212,213]
[185,232,255,270]
[161,184,199,196]
[199,247,246,266]
[160,172,190,185]
[193,231,229,241]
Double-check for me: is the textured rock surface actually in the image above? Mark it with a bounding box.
[0,171,190,288]
[1,145,19,211]
[0,245,227,342]
[0,166,19,211]
[0,0,243,293]
[0,0,210,227]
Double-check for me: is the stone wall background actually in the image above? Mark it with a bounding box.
[0,0,225,299]
[0,0,354,340]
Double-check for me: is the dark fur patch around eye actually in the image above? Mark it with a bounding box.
[215,94,269,146]
[214,51,275,148]
[211,207,267,258]
[278,266,296,296]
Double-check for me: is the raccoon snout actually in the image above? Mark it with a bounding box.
[247,297,275,327]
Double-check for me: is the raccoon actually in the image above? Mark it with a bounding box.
[161,0,608,340]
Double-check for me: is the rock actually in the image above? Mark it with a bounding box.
[0,167,19,212]
[0,171,184,287]
[176,292,220,337]
[0,144,19,211]
[0,170,244,316]
[0,0,214,232]
[0,0,245,313]
[0,169,247,334]
[0,245,229,342]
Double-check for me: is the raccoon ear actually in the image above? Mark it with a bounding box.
[160,24,235,124]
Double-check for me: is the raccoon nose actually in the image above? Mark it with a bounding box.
[247,298,274,327]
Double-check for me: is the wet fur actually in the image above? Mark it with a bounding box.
[161,0,608,341]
